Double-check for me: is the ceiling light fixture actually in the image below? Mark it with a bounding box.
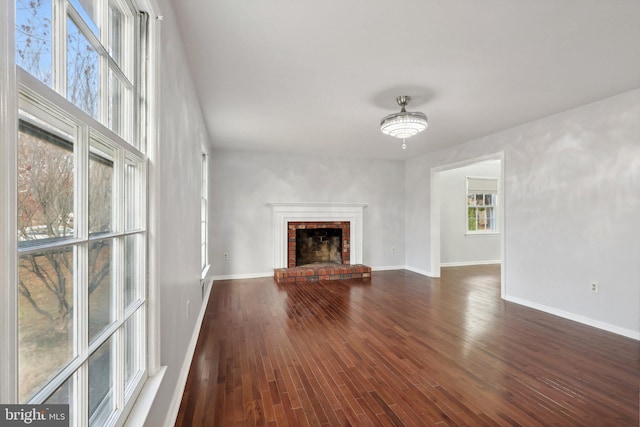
[380,96,428,142]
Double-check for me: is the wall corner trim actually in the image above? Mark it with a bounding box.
[404,266,436,278]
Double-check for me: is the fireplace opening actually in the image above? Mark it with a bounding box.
[287,221,350,268]
[296,228,342,266]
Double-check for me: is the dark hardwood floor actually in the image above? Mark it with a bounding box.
[175,265,639,426]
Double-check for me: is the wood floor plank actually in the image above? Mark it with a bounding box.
[176,266,640,426]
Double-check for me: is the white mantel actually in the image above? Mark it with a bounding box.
[269,202,367,269]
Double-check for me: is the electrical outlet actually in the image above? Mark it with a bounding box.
[186,300,190,318]
[223,252,230,260]
[591,282,599,294]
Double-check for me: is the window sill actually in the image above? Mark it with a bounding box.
[123,366,166,427]
[200,264,213,280]
[465,232,500,237]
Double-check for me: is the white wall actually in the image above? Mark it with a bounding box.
[440,161,501,265]
[406,89,640,338]
[144,1,212,425]
[211,150,406,277]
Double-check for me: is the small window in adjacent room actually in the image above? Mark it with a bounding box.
[466,177,498,234]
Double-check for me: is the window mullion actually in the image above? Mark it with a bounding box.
[113,146,126,421]
[19,69,145,159]
[135,12,147,153]
[66,4,109,58]
[115,325,125,420]
[75,122,89,426]
[53,0,67,95]
[114,149,125,318]
[100,0,110,128]
[139,304,147,383]
[75,363,87,427]
[138,161,147,302]
[75,124,89,240]
[100,54,109,130]
[108,58,133,89]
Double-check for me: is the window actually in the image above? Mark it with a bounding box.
[16,0,139,146]
[466,177,498,234]
[13,1,149,425]
[201,153,209,272]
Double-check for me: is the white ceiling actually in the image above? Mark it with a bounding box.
[172,0,640,160]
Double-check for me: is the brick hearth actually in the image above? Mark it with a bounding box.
[274,263,371,283]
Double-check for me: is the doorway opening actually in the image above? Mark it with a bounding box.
[430,153,506,298]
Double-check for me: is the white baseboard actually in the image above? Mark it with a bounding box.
[441,260,501,267]
[163,279,215,427]
[212,272,273,281]
[371,265,405,271]
[504,295,640,341]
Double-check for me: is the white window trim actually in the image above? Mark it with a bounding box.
[122,1,166,423]
[0,0,19,404]
[139,0,162,381]
[121,1,166,425]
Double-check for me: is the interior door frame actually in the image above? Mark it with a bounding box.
[430,151,506,299]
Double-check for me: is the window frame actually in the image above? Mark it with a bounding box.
[0,0,20,404]
[17,67,148,426]
[2,0,161,424]
[465,176,499,236]
[15,0,140,144]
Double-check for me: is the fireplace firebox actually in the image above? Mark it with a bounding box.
[296,228,342,266]
[288,221,350,268]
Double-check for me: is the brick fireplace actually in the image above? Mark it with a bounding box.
[288,221,350,267]
[270,203,371,283]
